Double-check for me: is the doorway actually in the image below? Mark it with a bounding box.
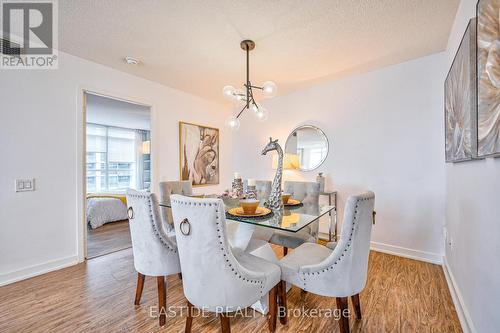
[83,92,151,259]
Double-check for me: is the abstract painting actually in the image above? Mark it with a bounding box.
[477,0,500,157]
[179,122,219,186]
[445,18,477,162]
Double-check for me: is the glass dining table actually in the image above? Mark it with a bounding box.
[159,198,335,240]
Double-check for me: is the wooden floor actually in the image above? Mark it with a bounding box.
[87,220,132,259]
[0,247,461,333]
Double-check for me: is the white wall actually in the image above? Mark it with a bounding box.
[0,51,232,286]
[231,52,448,263]
[443,0,500,332]
[86,93,151,130]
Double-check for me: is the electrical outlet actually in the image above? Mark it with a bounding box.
[443,226,453,250]
[15,179,35,192]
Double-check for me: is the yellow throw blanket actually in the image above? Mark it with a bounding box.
[86,194,127,205]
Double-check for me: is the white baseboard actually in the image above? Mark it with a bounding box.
[370,241,443,264]
[0,255,79,287]
[442,257,476,333]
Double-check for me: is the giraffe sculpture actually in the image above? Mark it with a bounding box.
[261,137,283,211]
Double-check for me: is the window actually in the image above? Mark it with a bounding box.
[86,124,150,193]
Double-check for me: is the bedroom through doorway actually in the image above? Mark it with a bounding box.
[84,92,151,259]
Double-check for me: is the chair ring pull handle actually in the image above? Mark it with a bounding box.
[180,218,191,236]
[127,207,134,219]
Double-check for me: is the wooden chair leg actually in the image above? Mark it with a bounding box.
[268,285,278,332]
[219,313,231,333]
[336,297,349,333]
[300,289,308,301]
[277,281,287,325]
[283,247,288,256]
[134,273,145,305]
[185,301,193,333]
[351,293,362,319]
[157,276,167,326]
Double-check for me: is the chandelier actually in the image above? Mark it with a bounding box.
[224,40,277,130]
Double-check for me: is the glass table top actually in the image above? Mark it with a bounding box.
[160,198,335,233]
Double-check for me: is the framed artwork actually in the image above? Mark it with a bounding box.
[445,18,477,162]
[179,121,219,186]
[477,0,500,157]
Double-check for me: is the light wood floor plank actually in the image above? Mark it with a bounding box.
[87,220,131,259]
[0,247,461,332]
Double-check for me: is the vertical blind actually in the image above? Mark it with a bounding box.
[86,123,150,193]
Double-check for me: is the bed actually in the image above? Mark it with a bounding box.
[87,196,128,229]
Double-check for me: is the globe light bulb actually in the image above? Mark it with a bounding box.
[222,85,236,99]
[235,91,246,102]
[262,81,277,98]
[254,105,268,122]
[251,102,260,113]
[225,116,240,130]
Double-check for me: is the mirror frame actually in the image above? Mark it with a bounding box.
[285,125,329,172]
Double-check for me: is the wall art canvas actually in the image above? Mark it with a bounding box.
[445,18,477,162]
[477,0,500,157]
[179,122,219,186]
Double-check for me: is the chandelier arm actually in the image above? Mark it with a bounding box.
[248,85,257,107]
[250,85,264,90]
[235,104,247,119]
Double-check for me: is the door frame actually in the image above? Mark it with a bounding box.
[78,88,153,261]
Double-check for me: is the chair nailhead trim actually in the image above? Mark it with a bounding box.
[301,197,374,282]
[129,192,177,253]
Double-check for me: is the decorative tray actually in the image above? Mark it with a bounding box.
[225,210,275,222]
[227,207,272,217]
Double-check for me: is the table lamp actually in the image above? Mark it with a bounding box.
[142,140,151,154]
[272,153,300,191]
[272,153,300,170]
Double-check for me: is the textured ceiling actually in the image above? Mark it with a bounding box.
[59,0,459,105]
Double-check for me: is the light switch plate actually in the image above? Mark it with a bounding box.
[16,179,35,192]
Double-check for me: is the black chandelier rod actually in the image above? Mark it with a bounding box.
[236,45,252,119]
[246,45,250,110]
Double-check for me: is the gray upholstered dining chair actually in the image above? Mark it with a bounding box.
[159,181,193,230]
[278,191,375,333]
[126,189,181,327]
[170,195,285,333]
[269,181,321,255]
[243,179,272,200]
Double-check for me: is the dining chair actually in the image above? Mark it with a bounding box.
[126,189,181,327]
[159,181,193,230]
[243,179,272,200]
[269,181,321,255]
[277,191,375,333]
[170,195,285,333]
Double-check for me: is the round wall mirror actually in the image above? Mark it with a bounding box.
[285,125,329,171]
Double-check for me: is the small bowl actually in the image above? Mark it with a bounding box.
[282,193,292,204]
[221,197,239,207]
[239,199,259,214]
